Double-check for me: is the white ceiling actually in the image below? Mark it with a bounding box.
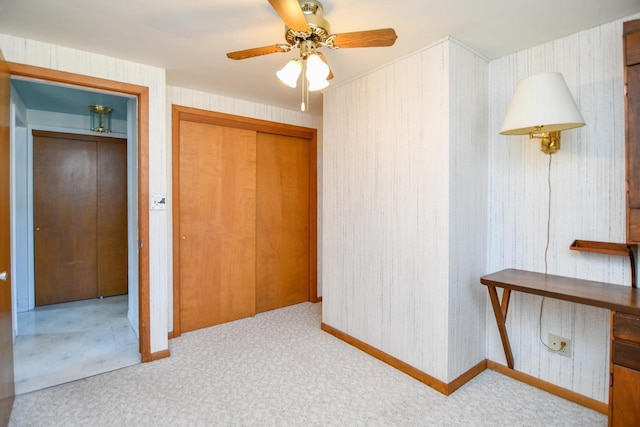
[1,0,639,113]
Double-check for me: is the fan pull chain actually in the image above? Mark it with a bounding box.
[301,60,307,112]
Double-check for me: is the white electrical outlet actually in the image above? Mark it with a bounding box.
[548,333,571,357]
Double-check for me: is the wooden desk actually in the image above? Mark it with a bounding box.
[481,269,640,368]
[481,269,640,426]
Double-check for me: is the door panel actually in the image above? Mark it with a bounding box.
[611,364,640,426]
[179,121,257,332]
[0,48,14,427]
[33,132,98,306]
[256,133,310,313]
[97,138,128,297]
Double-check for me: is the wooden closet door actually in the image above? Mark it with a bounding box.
[97,139,128,297]
[178,121,257,332]
[256,132,310,313]
[34,132,98,306]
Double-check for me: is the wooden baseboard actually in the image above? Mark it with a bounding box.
[321,322,486,396]
[141,349,170,363]
[168,331,175,340]
[487,360,608,414]
[447,359,487,394]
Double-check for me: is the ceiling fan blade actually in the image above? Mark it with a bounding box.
[227,45,288,60]
[332,28,398,49]
[317,52,334,80]
[268,0,310,33]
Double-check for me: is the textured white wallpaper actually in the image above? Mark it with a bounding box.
[323,39,488,382]
[447,41,488,380]
[486,13,640,402]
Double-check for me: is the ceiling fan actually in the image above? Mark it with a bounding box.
[227,0,398,111]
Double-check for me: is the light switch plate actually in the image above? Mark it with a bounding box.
[150,194,166,210]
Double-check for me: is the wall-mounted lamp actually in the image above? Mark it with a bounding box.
[88,105,113,133]
[500,72,585,154]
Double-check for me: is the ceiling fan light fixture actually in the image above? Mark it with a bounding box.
[228,0,397,111]
[277,59,303,88]
[308,78,329,92]
[305,53,330,82]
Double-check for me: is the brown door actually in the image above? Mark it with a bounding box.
[34,132,98,306]
[178,121,257,332]
[34,131,127,306]
[97,139,128,297]
[256,132,310,313]
[0,48,14,427]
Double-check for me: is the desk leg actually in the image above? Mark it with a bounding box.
[501,289,511,318]
[487,285,514,369]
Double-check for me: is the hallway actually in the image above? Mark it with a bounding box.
[13,295,139,394]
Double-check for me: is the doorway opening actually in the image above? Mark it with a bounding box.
[7,63,151,391]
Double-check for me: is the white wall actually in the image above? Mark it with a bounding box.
[166,86,323,332]
[0,33,170,354]
[10,84,27,313]
[486,13,640,402]
[323,39,488,382]
[11,126,27,310]
[127,97,139,336]
[448,41,488,379]
[9,85,27,342]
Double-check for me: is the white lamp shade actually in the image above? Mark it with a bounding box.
[277,59,302,88]
[500,72,585,135]
[305,53,330,83]
[308,78,329,92]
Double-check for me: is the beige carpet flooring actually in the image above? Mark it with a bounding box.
[9,302,606,426]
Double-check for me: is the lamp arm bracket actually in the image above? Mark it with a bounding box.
[529,132,548,140]
[528,129,561,155]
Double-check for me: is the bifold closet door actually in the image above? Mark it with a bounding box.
[34,132,98,306]
[34,131,128,306]
[97,139,128,297]
[178,121,257,332]
[256,132,310,313]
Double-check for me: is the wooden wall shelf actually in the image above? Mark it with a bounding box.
[570,240,631,256]
[570,240,637,288]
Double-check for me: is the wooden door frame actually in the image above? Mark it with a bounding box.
[7,62,152,362]
[171,104,319,337]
